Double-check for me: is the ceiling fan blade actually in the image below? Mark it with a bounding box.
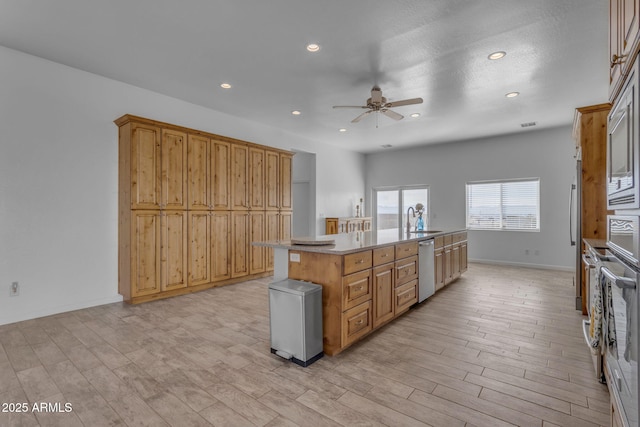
[381,109,403,121]
[371,87,383,104]
[333,105,369,109]
[351,110,373,123]
[385,97,423,108]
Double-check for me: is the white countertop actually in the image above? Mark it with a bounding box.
[253,228,466,255]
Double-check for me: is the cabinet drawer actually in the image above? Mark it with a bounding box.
[434,236,444,248]
[444,234,453,245]
[395,242,418,259]
[342,269,372,310]
[344,250,373,275]
[373,246,395,266]
[395,255,418,286]
[341,301,372,347]
[395,280,417,314]
[453,232,467,243]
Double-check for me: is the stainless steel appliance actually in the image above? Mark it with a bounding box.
[600,215,640,426]
[607,62,640,210]
[418,239,435,302]
[571,163,582,310]
[268,279,323,367]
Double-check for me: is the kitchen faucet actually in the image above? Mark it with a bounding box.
[406,206,416,234]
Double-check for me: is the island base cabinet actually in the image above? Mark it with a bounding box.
[341,301,372,347]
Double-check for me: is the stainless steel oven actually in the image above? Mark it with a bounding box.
[604,215,640,426]
[607,61,640,210]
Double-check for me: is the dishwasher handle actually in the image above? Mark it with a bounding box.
[419,240,434,246]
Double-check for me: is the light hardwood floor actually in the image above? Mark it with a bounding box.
[0,263,611,426]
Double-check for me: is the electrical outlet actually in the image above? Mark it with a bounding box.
[10,282,19,297]
[525,249,530,255]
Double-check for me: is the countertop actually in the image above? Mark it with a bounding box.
[253,228,467,255]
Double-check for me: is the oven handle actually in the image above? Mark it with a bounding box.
[600,266,637,289]
[582,319,592,347]
[582,254,597,268]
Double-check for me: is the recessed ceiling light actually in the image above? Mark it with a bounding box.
[505,91,520,98]
[488,51,506,60]
[410,113,421,118]
[339,128,347,132]
[220,83,232,89]
[306,43,320,52]
[291,110,301,115]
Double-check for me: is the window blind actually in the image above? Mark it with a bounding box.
[466,178,540,231]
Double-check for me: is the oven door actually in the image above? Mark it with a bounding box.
[608,215,640,268]
[600,257,638,426]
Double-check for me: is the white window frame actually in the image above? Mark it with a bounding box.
[465,178,540,231]
[373,185,430,233]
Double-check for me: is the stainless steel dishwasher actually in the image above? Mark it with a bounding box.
[418,239,435,302]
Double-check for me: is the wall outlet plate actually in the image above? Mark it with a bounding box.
[10,281,19,297]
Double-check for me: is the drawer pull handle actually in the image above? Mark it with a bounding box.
[381,254,388,257]
[356,286,363,291]
[355,259,364,264]
[356,319,364,325]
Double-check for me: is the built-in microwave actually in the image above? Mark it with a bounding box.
[607,61,640,210]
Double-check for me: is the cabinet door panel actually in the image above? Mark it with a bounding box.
[231,144,248,210]
[280,211,292,240]
[188,212,210,286]
[280,154,293,210]
[131,124,161,209]
[460,241,468,273]
[211,211,231,282]
[161,129,187,209]
[342,270,372,310]
[250,213,265,274]
[265,150,280,210]
[395,280,417,314]
[341,301,372,347]
[132,211,161,296]
[435,248,444,291]
[249,147,265,210]
[265,211,279,271]
[187,134,211,210]
[232,211,250,278]
[212,140,231,210]
[373,263,394,327]
[162,211,188,291]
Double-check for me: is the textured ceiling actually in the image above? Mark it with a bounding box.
[0,0,609,153]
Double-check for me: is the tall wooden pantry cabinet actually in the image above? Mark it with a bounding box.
[116,115,293,304]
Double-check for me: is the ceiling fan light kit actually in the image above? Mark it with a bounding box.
[333,86,423,124]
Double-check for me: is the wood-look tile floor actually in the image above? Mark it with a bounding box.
[0,263,611,426]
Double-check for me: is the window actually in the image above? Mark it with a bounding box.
[374,186,429,233]
[466,178,540,231]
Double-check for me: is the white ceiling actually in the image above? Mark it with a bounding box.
[0,0,609,153]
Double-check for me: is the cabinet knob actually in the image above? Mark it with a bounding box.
[611,53,626,68]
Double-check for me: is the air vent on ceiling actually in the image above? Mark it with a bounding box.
[521,121,537,128]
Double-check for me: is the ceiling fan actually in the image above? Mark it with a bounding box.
[333,86,423,124]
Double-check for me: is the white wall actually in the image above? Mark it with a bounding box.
[365,126,577,270]
[0,46,365,325]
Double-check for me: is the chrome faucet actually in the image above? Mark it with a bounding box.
[406,206,416,234]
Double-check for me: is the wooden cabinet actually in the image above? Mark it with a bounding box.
[573,104,612,314]
[325,217,372,235]
[433,232,467,289]
[126,210,187,299]
[372,262,394,327]
[341,301,372,347]
[116,114,292,303]
[610,0,640,100]
[395,280,417,315]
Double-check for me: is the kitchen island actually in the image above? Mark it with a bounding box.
[255,229,467,355]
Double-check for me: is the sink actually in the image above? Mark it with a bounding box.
[408,230,442,234]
